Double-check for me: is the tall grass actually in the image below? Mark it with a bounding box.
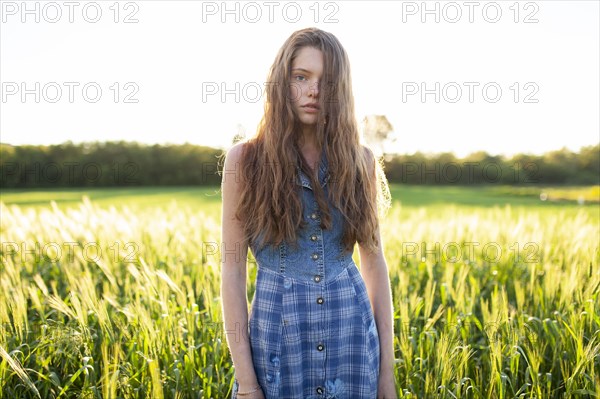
[0,195,598,398]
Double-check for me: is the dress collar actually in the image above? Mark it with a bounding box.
[295,150,330,190]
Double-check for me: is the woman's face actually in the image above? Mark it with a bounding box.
[289,46,323,129]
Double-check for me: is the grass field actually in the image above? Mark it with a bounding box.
[0,185,598,398]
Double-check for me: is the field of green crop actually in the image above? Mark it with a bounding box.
[1,185,598,398]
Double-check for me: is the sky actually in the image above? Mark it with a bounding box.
[1,0,598,157]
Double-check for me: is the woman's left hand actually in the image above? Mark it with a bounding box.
[377,371,398,399]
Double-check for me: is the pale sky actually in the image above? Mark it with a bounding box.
[1,0,598,157]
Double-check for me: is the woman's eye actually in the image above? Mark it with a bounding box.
[295,75,306,82]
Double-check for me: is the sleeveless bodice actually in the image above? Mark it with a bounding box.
[248,151,354,282]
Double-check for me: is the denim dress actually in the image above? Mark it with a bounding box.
[231,151,380,399]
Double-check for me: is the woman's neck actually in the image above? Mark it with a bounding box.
[297,125,318,151]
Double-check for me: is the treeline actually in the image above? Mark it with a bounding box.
[383,145,599,185]
[0,141,598,188]
[0,142,223,188]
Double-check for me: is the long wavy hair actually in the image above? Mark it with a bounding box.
[228,27,390,254]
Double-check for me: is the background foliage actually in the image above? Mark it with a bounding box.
[1,141,598,188]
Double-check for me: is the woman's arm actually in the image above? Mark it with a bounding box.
[358,147,398,398]
[358,226,397,398]
[220,142,263,396]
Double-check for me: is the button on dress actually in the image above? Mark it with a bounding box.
[231,151,380,399]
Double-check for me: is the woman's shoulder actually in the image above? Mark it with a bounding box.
[222,140,260,187]
[224,141,243,163]
[221,141,248,189]
[360,144,375,160]
[359,144,376,176]
[224,140,256,167]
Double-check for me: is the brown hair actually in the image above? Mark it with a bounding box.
[226,27,390,254]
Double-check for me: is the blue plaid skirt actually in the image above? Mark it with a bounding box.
[232,262,380,399]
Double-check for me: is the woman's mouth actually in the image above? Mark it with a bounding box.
[302,104,320,113]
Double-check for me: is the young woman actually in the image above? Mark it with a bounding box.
[220,27,397,399]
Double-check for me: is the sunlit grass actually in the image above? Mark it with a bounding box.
[0,187,598,398]
[488,185,600,204]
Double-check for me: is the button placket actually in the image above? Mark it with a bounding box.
[310,204,328,394]
[295,162,329,399]
[308,207,325,282]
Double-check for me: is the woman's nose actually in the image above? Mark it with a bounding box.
[308,81,319,97]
